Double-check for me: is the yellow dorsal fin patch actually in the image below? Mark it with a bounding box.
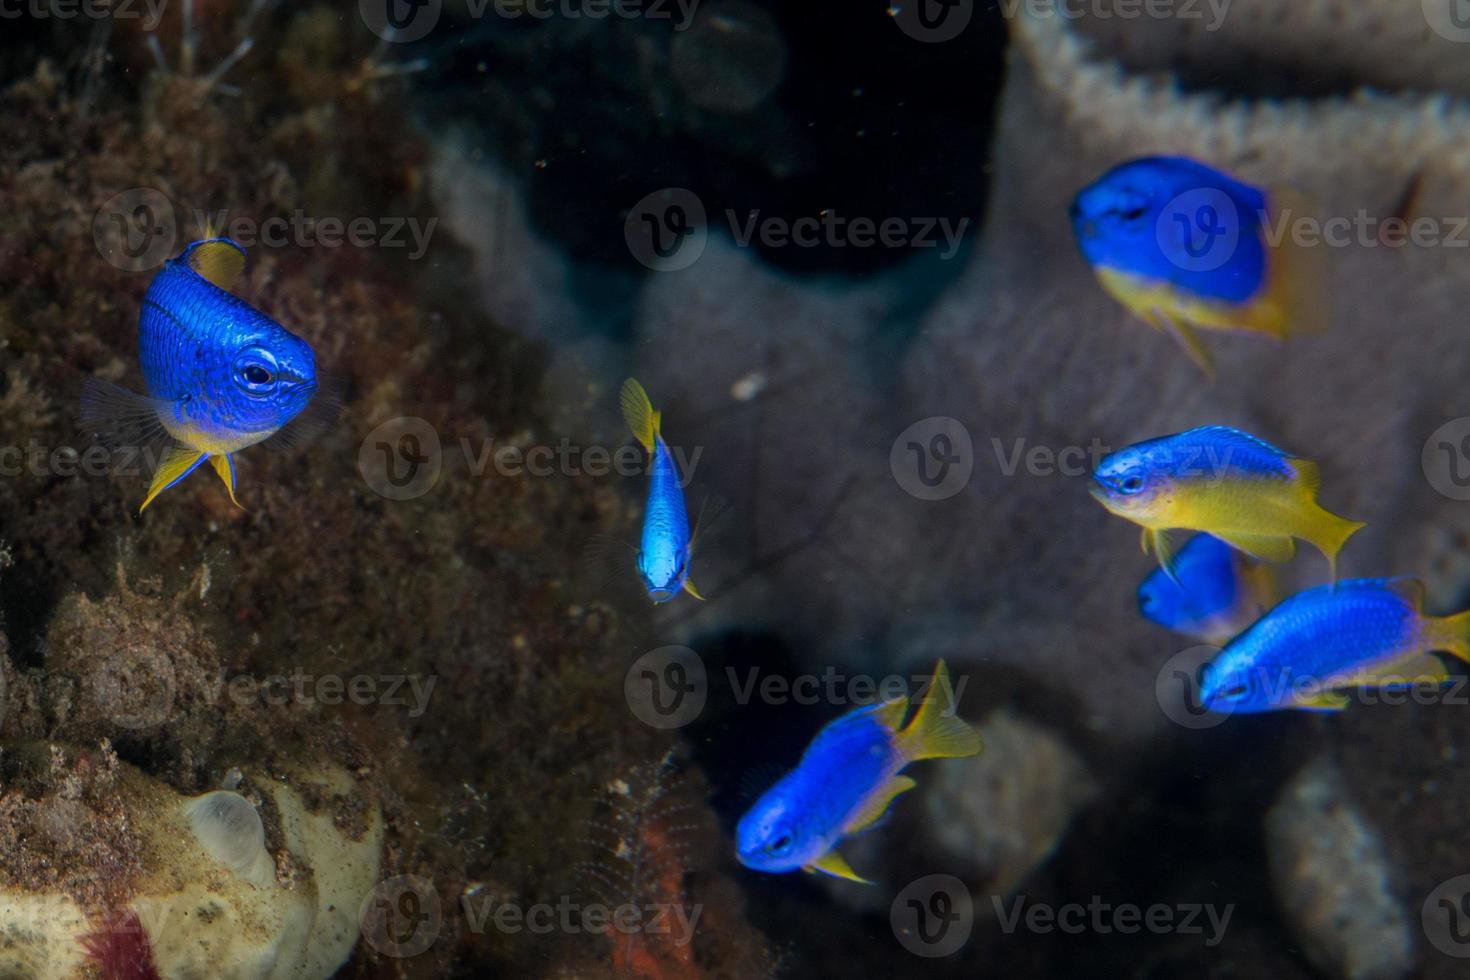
[841,775,916,836]
[870,695,910,735]
[619,378,661,453]
[140,445,207,512]
[184,238,247,291]
[209,454,243,509]
[894,661,982,763]
[805,850,871,884]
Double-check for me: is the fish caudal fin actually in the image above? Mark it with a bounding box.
[894,661,982,764]
[1430,610,1470,663]
[209,454,243,509]
[180,238,247,291]
[1259,186,1331,339]
[1306,508,1366,583]
[1288,458,1365,582]
[140,446,209,512]
[619,378,662,453]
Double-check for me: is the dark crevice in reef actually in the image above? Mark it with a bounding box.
[420,0,1007,279]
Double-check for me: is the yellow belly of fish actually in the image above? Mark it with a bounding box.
[1095,267,1287,340]
[159,415,277,455]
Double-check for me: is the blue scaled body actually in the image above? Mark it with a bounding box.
[82,238,319,511]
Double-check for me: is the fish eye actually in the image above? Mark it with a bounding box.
[770,833,793,855]
[1120,474,1145,494]
[243,365,273,385]
[1221,683,1250,700]
[1119,205,1148,222]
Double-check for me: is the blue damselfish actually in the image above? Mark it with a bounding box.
[1138,533,1278,645]
[1070,156,1327,372]
[1199,578,1470,713]
[621,378,702,603]
[1091,425,1364,583]
[81,238,320,511]
[736,661,981,883]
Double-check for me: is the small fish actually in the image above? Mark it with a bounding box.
[1070,156,1328,373]
[735,661,981,883]
[1091,425,1365,583]
[81,238,321,511]
[621,378,701,603]
[1138,533,1279,645]
[1199,577,1470,713]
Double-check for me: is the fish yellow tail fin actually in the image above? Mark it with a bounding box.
[1431,610,1470,663]
[619,378,662,453]
[1260,186,1331,339]
[894,661,982,764]
[1308,509,1367,583]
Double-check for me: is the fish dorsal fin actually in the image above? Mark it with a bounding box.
[1187,425,1291,459]
[619,378,661,453]
[179,238,248,291]
[805,850,871,884]
[1213,532,1297,564]
[841,775,916,836]
[895,661,983,763]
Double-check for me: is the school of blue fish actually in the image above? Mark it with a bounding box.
[76,153,1456,895]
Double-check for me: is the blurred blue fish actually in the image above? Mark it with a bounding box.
[1199,577,1470,713]
[621,378,702,603]
[81,237,322,511]
[1138,533,1278,645]
[1070,156,1327,373]
[736,661,981,883]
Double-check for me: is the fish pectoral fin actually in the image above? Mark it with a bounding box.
[1292,689,1351,712]
[1152,308,1216,377]
[181,238,247,291]
[1213,531,1297,564]
[841,775,917,836]
[805,851,872,884]
[682,578,705,600]
[209,454,243,509]
[140,446,209,513]
[1149,529,1183,586]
